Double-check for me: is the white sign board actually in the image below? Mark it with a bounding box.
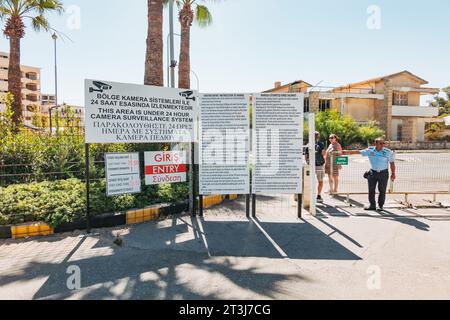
[199,93,250,195]
[85,79,197,143]
[252,93,304,194]
[105,153,141,196]
[144,151,187,185]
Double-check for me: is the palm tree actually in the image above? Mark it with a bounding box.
[144,0,164,86]
[173,0,212,89]
[0,0,63,129]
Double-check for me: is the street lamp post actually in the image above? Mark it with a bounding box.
[52,32,59,135]
[190,70,199,92]
[48,107,52,135]
[166,32,180,88]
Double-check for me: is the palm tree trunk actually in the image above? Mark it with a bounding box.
[8,34,22,129]
[144,0,164,86]
[178,4,194,89]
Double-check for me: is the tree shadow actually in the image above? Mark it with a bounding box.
[0,215,314,300]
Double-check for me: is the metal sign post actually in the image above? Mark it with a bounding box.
[308,113,317,216]
[191,142,196,216]
[85,143,91,233]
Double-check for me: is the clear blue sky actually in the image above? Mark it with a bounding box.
[0,0,449,106]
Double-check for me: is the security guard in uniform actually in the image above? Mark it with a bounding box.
[348,137,396,211]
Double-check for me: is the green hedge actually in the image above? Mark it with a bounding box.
[0,178,188,227]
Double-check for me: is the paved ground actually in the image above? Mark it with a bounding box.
[0,193,449,300]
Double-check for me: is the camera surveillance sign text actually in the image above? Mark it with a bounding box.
[84,79,198,144]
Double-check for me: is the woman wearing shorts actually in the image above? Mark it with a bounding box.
[325,134,343,194]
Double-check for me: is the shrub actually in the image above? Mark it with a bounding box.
[0,178,189,227]
[0,179,85,227]
[307,110,385,147]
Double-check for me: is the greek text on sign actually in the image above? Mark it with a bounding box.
[105,153,141,196]
[252,93,304,194]
[85,79,197,143]
[199,93,251,195]
[145,151,187,185]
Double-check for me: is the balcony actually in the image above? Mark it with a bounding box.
[25,83,38,91]
[392,105,439,117]
[25,94,39,102]
[25,72,38,81]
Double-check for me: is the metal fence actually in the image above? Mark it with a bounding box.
[329,151,450,197]
[0,122,190,226]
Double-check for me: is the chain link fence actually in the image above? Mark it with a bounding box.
[0,114,190,228]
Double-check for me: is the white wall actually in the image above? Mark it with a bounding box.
[416,119,425,142]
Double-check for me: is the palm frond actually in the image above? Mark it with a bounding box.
[20,0,64,16]
[194,4,212,27]
[0,6,13,21]
[30,14,49,32]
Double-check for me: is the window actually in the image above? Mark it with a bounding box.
[319,99,331,112]
[393,92,408,106]
[397,124,403,141]
[304,98,310,113]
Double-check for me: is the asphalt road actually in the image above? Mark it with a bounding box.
[0,193,449,300]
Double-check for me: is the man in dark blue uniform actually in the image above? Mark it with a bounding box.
[348,137,396,211]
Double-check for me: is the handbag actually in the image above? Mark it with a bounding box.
[363,170,371,179]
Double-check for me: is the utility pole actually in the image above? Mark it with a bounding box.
[169,0,176,88]
[168,0,194,215]
[52,32,59,135]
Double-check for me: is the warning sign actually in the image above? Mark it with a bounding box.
[252,93,304,194]
[105,153,141,196]
[199,93,250,195]
[144,151,187,185]
[85,79,198,143]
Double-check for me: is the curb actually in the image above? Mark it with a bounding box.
[0,195,241,240]
[11,222,54,239]
[202,195,225,209]
[1,201,189,240]
[0,225,12,239]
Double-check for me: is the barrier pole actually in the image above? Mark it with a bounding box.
[191,142,196,216]
[308,113,317,216]
[85,143,91,233]
[252,194,256,218]
[246,194,250,218]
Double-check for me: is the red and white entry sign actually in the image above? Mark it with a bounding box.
[144,151,187,185]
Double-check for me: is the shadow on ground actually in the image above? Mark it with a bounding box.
[0,213,361,300]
